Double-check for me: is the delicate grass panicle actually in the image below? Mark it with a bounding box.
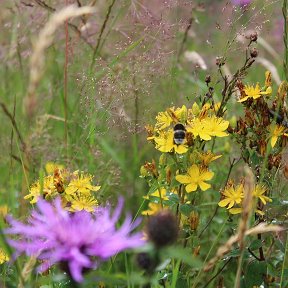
[0,1,287,287]
[25,5,96,117]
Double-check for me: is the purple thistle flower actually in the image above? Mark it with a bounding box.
[5,198,144,282]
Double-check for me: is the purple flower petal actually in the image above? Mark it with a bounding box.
[5,198,144,282]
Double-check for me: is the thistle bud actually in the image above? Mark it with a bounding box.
[146,210,178,248]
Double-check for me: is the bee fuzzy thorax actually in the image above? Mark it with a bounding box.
[173,123,186,145]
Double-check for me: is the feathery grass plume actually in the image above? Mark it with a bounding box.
[25,5,96,117]
[204,223,283,272]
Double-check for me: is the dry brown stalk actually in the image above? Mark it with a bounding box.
[25,5,96,118]
[17,256,37,288]
[204,223,283,272]
[238,166,254,250]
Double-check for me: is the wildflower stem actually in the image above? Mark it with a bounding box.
[203,258,232,287]
[280,230,288,287]
[170,259,181,288]
[198,158,238,238]
[90,0,117,71]
[177,11,194,62]
[64,0,69,154]
[283,0,288,81]
[192,219,227,288]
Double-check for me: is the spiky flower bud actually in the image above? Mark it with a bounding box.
[146,210,178,248]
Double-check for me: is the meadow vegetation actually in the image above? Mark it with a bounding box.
[0,0,287,287]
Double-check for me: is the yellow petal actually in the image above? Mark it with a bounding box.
[199,181,211,191]
[175,175,191,184]
[271,136,277,148]
[174,144,188,154]
[186,183,197,192]
[218,198,231,207]
[229,208,242,214]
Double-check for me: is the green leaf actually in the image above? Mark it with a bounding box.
[243,260,267,288]
[249,239,262,251]
[179,204,193,216]
[163,246,202,268]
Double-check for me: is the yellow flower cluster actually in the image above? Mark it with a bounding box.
[25,162,100,213]
[142,188,178,215]
[0,248,9,264]
[238,71,272,103]
[218,180,272,215]
[147,103,229,154]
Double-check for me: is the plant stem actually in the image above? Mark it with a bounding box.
[283,0,288,81]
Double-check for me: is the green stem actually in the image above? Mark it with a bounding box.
[192,219,228,288]
[283,0,288,81]
[280,231,288,287]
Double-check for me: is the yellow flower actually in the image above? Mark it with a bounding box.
[176,164,214,192]
[155,111,173,130]
[154,129,188,154]
[188,116,229,141]
[173,105,188,122]
[218,182,244,209]
[253,185,272,205]
[45,162,64,174]
[270,124,288,148]
[238,83,271,102]
[142,202,163,216]
[65,171,101,195]
[0,205,8,218]
[0,248,9,264]
[25,176,57,203]
[144,188,169,201]
[67,194,98,212]
[198,151,222,166]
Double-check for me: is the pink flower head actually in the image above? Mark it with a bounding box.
[6,198,144,282]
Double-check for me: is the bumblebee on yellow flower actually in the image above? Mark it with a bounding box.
[147,103,230,154]
[153,129,188,154]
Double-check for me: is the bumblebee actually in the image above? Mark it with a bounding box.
[173,123,186,145]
